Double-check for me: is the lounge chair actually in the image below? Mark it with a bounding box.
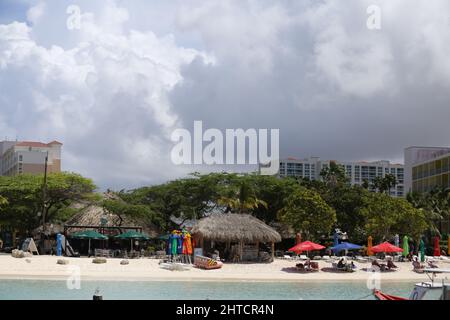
[312,256,322,260]
[372,260,388,272]
[387,260,398,270]
[296,261,319,272]
[296,262,305,271]
[427,260,439,268]
[298,255,308,260]
[307,261,320,272]
[412,260,425,273]
[331,262,355,272]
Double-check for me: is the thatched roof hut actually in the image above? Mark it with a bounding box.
[64,203,161,238]
[191,214,281,261]
[191,214,281,243]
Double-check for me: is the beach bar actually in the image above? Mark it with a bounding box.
[191,214,281,262]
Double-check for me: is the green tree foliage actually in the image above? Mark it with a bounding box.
[102,198,163,228]
[407,187,450,237]
[320,161,349,188]
[218,180,267,214]
[373,174,397,194]
[278,186,336,240]
[0,173,96,232]
[360,192,428,241]
[321,185,369,243]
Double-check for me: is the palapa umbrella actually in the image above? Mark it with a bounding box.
[448,236,450,256]
[71,230,108,254]
[433,236,441,257]
[402,236,409,257]
[419,239,425,262]
[367,236,373,256]
[288,241,325,257]
[115,230,150,251]
[371,241,403,254]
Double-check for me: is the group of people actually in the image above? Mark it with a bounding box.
[336,258,357,272]
[296,258,319,271]
[372,258,398,271]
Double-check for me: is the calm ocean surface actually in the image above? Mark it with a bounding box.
[0,279,415,300]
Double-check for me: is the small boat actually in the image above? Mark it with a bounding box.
[374,268,450,300]
[194,255,223,270]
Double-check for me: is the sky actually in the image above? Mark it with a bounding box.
[1,0,450,190]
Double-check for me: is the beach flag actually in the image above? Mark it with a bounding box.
[433,236,440,257]
[402,236,409,257]
[367,236,373,256]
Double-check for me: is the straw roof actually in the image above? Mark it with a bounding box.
[191,214,281,243]
[64,203,161,238]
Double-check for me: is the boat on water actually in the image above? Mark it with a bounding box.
[374,268,450,300]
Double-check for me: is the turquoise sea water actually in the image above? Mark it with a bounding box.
[0,279,415,300]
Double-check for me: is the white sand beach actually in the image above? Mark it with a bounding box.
[0,254,444,282]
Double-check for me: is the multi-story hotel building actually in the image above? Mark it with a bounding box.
[272,157,405,197]
[0,140,62,176]
[404,146,450,193]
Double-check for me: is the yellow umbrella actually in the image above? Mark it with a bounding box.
[368,236,373,256]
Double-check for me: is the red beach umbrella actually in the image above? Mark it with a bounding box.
[288,241,325,254]
[433,236,441,257]
[371,241,403,253]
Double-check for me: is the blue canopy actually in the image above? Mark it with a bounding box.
[331,242,362,253]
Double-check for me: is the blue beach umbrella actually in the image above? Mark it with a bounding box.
[331,242,362,254]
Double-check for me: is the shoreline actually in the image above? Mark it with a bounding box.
[0,274,428,283]
[0,255,440,283]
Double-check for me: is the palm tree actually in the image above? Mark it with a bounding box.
[384,174,397,195]
[218,181,268,214]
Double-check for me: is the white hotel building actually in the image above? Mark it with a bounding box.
[272,157,405,197]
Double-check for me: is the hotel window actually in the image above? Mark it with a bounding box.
[19,155,23,162]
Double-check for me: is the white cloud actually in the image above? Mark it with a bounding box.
[0,2,212,189]
[2,0,450,189]
[26,1,46,25]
